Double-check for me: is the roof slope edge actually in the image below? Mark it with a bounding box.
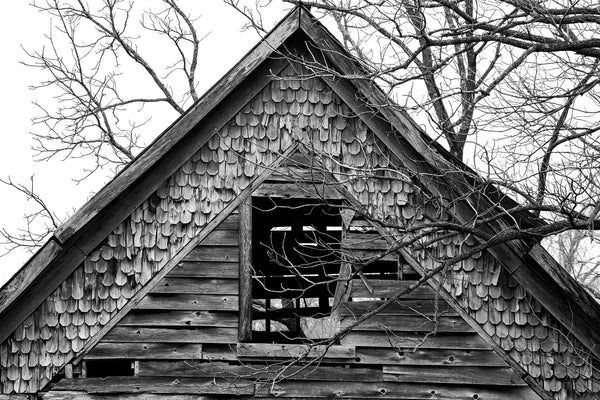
[0,6,303,323]
[296,8,600,361]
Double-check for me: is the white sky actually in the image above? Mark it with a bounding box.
[0,1,289,286]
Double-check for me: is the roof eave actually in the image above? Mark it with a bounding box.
[296,8,600,360]
[0,5,306,342]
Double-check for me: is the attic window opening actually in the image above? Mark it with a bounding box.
[250,197,342,343]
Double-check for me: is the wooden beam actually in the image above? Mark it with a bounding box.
[238,198,253,342]
[0,239,62,316]
[0,245,86,344]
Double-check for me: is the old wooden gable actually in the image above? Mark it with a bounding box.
[1,6,599,400]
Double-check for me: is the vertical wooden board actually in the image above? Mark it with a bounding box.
[238,200,253,342]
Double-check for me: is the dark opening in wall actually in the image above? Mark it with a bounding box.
[86,360,134,378]
[251,197,342,343]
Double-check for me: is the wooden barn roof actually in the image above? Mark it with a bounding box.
[1,5,599,398]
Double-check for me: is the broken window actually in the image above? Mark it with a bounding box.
[249,197,342,343]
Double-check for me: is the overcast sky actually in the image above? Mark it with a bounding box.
[0,2,289,286]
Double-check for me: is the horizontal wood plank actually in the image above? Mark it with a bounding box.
[201,344,239,361]
[353,347,506,367]
[214,213,240,230]
[168,262,239,278]
[383,365,526,386]
[51,377,254,395]
[252,182,343,199]
[103,327,237,344]
[120,311,238,327]
[344,249,399,262]
[350,280,441,299]
[138,361,382,382]
[85,343,203,360]
[183,246,239,262]
[237,343,355,359]
[341,315,473,333]
[340,299,457,316]
[151,278,239,295]
[136,294,238,311]
[198,229,239,246]
[341,332,490,350]
[256,380,539,399]
[43,393,216,400]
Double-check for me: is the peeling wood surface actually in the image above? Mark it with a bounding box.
[51,377,255,395]
[137,361,382,382]
[167,262,239,278]
[237,343,356,359]
[353,347,507,367]
[120,310,238,327]
[136,294,239,311]
[86,343,203,360]
[103,327,238,344]
[383,365,527,386]
[255,381,540,399]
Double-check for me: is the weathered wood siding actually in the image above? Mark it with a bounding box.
[3,41,596,400]
[86,213,240,361]
[53,180,539,400]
